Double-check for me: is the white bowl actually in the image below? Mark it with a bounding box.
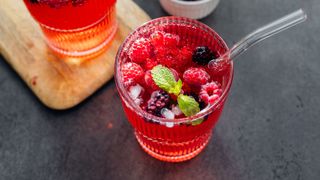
[160,0,220,19]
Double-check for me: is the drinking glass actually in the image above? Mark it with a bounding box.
[115,17,234,162]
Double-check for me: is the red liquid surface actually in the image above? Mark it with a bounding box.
[23,0,117,57]
[117,17,233,162]
[23,0,116,30]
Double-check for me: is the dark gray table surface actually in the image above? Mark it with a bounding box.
[1,0,320,179]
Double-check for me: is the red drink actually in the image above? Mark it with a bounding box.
[115,17,233,162]
[23,0,117,58]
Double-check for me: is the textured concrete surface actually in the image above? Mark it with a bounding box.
[1,0,320,179]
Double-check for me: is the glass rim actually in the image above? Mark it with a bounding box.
[115,16,234,124]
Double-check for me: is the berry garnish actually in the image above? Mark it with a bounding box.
[151,65,201,119]
[178,46,193,63]
[199,82,222,104]
[150,31,165,47]
[163,33,180,47]
[183,67,210,87]
[121,62,144,87]
[170,68,179,81]
[120,29,229,126]
[151,31,180,48]
[192,46,215,65]
[181,82,192,94]
[143,58,158,70]
[128,38,152,64]
[155,48,179,68]
[144,70,160,91]
[145,90,171,117]
[173,46,193,72]
[206,59,230,77]
[156,47,191,71]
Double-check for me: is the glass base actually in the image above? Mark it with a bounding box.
[135,130,212,162]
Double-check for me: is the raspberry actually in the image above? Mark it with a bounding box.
[207,59,231,77]
[145,90,171,117]
[156,48,179,68]
[192,46,215,65]
[154,45,166,56]
[151,31,165,47]
[199,82,222,104]
[143,58,158,70]
[179,46,193,61]
[163,33,180,47]
[175,46,193,71]
[151,31,180,48]
[128,38,152,64]
[121,62,144,87]
[144,70,160,91]
[182,82,192,94]
[183,67,210,87]
[170,68,179,81]
[156,47,192,72]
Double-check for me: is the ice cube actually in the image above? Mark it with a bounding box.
[129,84,143,100]
[171,105,183,116]
[161,108,175,119]
[134,98,143,105]
[165,122,174,128]
[161,108,175,128]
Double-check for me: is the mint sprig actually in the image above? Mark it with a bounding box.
[151,65,202,123]
[151,65,182,96]
[177,94,200,117]
[191,118,204,126]
[171,79,182,96]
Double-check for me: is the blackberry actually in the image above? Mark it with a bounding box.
[146,90,171,117]
[192,46,216,65]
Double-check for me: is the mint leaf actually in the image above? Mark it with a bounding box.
[192,118,204,126]
[168,79,182,96]
[177,94,200,117]
[151,65,181,96]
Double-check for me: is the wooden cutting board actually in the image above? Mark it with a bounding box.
[0,0,150,110]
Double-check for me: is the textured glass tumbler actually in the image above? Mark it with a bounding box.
[115,17,234,162]
[23,0,117,58]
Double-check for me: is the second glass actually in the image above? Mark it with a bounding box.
[23,0,117,58]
